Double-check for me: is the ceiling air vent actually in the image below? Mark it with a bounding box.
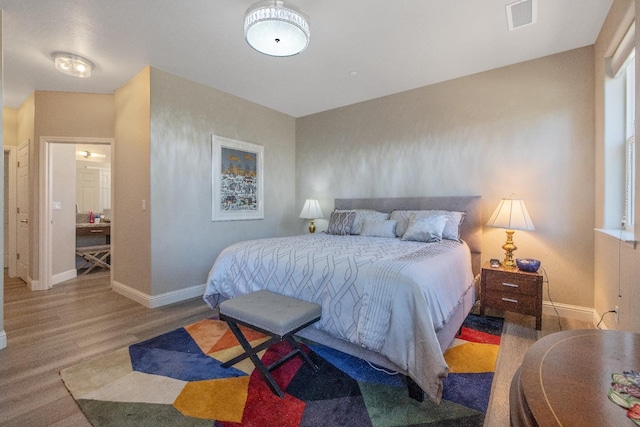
[506,0,537,31]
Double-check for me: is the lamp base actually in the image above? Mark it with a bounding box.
[308,219,316,233]
[502,229,517,268]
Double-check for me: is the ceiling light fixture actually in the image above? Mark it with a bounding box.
[77,151,106,159]
[52,52,94,78]
[244,0,310,57]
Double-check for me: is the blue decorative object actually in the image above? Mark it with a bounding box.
[516,258,541,272]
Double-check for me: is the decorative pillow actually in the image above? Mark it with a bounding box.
[401,215,448,243]
[360,219,397,238]
[390,210,465,241]
[325,211,356,235]
[335,209,390,234]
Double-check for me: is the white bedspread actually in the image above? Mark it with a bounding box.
[203,233,474,402]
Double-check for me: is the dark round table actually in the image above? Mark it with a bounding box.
[510,329,640,426]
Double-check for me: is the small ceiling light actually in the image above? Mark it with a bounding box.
[52,52,94,78]
[77,151,106,159]
[244,0,310,57]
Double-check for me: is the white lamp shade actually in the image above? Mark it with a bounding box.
[299,199,323,219]
[244,0,310,57]
[487,198,535,231]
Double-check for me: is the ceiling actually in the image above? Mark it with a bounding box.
[0,0,613,118]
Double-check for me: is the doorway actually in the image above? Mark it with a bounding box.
[39,136,114,290]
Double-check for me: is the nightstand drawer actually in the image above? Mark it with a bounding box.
[480,262,543,330]
[484,271,539,296]
[484,292,538,315]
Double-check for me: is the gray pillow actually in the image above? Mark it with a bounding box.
[401,215,448,242]
[326,211,356,235]
[390,210,465,241]
[360,219,397,238]
[335,209,390,234]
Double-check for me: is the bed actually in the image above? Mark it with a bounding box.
[203,196,482,403]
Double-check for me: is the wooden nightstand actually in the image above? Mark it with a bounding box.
[480,262,543,330]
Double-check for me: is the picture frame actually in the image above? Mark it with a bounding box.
[212,135,264,221]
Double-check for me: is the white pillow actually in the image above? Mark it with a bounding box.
[401,215,448,243]
[360,220,398,238]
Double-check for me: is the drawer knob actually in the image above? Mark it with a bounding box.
[502,297,519,304]
[90,229,103,233]
[502,282,519,288]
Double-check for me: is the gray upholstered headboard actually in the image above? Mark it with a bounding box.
[334,196,482,275]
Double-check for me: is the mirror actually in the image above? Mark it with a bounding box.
[76,144,111,215]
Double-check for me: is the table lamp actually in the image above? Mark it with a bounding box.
[487,196,535,267]
[299,199,324,233]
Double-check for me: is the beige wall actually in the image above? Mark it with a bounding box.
[16,94,34,151]
[297,47,596,309]
[3,107,17,147]
[15,91,115,283]
[113,67,152,295]
[148,68,297,295]
[593,0,640,332]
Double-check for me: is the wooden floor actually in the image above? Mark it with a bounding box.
[483,308,594,426]
[0,271,593,427]
[0,271,213,427]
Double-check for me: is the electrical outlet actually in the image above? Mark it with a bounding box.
[615,305,619,324]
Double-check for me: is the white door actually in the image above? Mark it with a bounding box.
[17,140,29,283]
[99,168,111,212]
[76,167,99,213]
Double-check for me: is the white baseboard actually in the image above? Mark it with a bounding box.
[0,330,7,350]
[27,276,42,291]
[543,300,594,324]
[52,269,77,286]
[112,280,206,309]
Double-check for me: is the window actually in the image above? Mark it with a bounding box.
[623,50,635,229]
[604,20,635,234]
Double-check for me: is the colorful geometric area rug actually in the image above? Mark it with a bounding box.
[60,313,503,427]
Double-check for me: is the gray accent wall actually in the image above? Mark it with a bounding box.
[296,47,596,309]
[147,68,297,296]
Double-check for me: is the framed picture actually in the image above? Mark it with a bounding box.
[212,135,264,221]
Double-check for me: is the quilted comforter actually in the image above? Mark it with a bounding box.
[203,233,474,402]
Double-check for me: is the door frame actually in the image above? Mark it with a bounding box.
[16,139,30,286]
[4,146,17,277]
[39,136,114,290]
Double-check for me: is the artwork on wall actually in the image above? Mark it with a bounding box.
[212,135,264,221]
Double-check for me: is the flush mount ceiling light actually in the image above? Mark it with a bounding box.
[77,151,106,159]
[244,0,310,57]
[52,52,94,78]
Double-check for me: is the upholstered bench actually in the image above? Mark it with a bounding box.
[219,290,322,397]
